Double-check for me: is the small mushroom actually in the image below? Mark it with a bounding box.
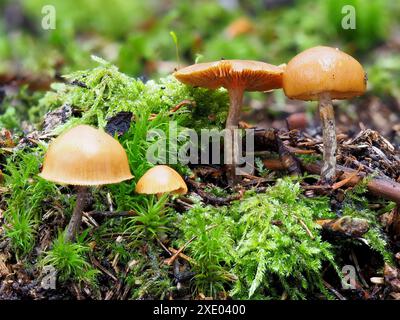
[225,17,254,39]
[135,165,187,197]
[174,60,283,183]
[39,125,133,241]
[283,46,366,183]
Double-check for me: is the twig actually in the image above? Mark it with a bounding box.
[168,247,196,265]
[260,152,400,203]
[165,224,217,266]
[149,100,195,120]
[187,180,243,205]
[86,210,136,219]
[89,253,118,282]
[82,211,99,228]
[276,131,301,175]
[175,198,194,209]
[156,237,172,256]
[298,219,314,239]
[323,280,346,300]
[303,162,400,204]
[350,249,369,288]
[332,167,362,190]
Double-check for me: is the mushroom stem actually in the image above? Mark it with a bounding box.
[318,92,337,184]
[225,88,244,184]
[226,88,244,130]
[65,186,89,242]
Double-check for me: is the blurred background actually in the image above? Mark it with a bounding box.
[1,0,400,141]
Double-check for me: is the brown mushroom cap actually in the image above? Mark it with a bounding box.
[135,165,188,195]
[283,46,366,101]
[39,125,133,186]
[173,59,283,91]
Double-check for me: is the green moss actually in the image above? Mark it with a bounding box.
[125,243,174,299]
[231,178,336,299]
[1,149,58,256]
[0,107,20,131]
[179,178,338,299]
[0,86,44,131]
[37,56,228,134]
[178,204,236,297]
[40,231,99,285]
[1,55,397,299]
[126,194,175,241]
[341,178,393,262]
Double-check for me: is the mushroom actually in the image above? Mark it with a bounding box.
[174,60,283,183]
[283,46,366,183]
[135,165,187,197]
[39,125,133,241]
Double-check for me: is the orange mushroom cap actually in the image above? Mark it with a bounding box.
[225,17,254,39]
[173,59,283,92]
[135,165,188,195]
[283,46,367,101]
[39,125,133,186]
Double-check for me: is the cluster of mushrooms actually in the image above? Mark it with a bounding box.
[39,46,366,242]
[39,125,187,242]
[174,45,367,184]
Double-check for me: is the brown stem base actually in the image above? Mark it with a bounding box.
[318,93,337,184]
[65,186,89,242]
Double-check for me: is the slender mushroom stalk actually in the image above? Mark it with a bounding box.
[318,92,337,183]
[65,186,89,242]
[283,46,366,184]
[174,60,283,185]
[39,125,133,242]
[226,88,245,130]
[225,87,245,182]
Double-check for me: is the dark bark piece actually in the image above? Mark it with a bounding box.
[42,104,73,134]
[276,132,301,175]
[105,112,133,137]
[317,217,369,238]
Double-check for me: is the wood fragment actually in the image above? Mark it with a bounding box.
[149,100,195,120]
[351,249,369,288]
[303,162,400,204]
[332,167,361,190]
[276,132,301,175]
[168,247,196,265]
[0,253,10,277]
[187,179,243,205]
[263,159,286,171]
[323,280,346,300]
[89,254,118,282]
[298,219,314,239]
[316,216,369,237]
